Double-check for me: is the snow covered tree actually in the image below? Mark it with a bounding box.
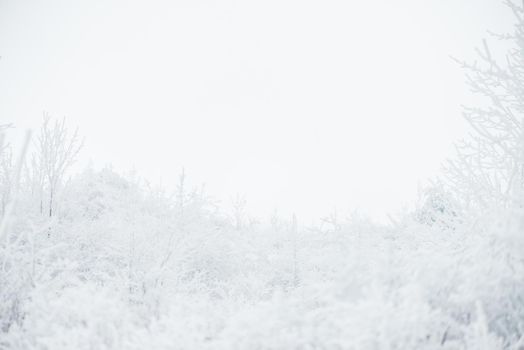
[230,194,247,230]
[0,146,12,217]
[446,0,524,211]
[175,168,187,219]
[0,124,10,154]
[0,124,12,217]
[32,114,83,217]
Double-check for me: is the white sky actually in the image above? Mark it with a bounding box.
[0,0,515,223]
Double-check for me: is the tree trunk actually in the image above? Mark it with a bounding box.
[49,190,53,217]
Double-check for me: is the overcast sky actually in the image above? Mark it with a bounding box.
[0,0,515,223]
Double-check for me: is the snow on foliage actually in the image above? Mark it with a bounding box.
[1,1,524,349]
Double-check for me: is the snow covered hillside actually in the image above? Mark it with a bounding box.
[0,164,522,349]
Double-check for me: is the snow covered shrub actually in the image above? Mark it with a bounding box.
[6,283,143,350]
[0,127,32,339]
[218,284,451,350]
[0,235,32,334]
[415,186,461,230]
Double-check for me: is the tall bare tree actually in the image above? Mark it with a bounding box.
[33,114,83,217]
[445,1,524,211]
